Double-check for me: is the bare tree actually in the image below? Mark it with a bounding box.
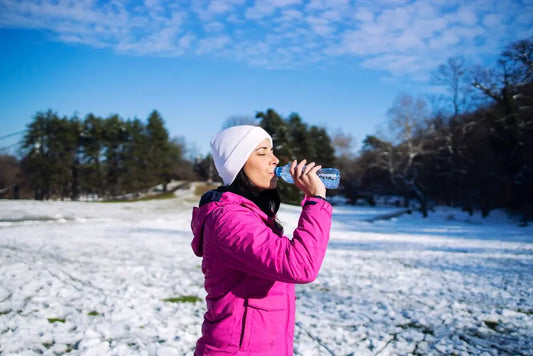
[431,56,474,118]
[384,94,431,216]
[501,37,533,85]
[332,129,356,159]
[471,37,533,116]
[387,94,428,143]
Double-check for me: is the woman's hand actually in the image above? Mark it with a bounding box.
[289,159,326,199]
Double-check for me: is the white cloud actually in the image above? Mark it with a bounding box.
[279,8,304,21]
[244,0,300,19]
[455,5,478,26]
[306,15,334,36]
[177,32,195,49]
[376,6,412,30]
[428,31,460,50]
[196,35,231,55]
[204,21,225,33]
[482,14,503,28]
[270,0,301,7]
[306,0,350,11]
[244,2,275,20]
[207,0,241,15]
[193,0,244,21]
[354,7,374,22]
[144,0,165,15]
[0,0,531,78]
[305,0,325,10]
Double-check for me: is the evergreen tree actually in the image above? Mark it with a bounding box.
[0,154,20,199]
[122,118,150,193]
[21,110,52,199]
[21,110,79,200]
[146,110,172,190]
[102,114,128,197]
[309,126,335,166]
[79,114,105,197]
[256,109,292,162]
[65,115,82,200]
[288,113,314,160]
[19,109,192,200]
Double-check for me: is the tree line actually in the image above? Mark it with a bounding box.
[4,110,194,200]
[0,37,531,221]
[338,36,532,221]
[0,107,335,203]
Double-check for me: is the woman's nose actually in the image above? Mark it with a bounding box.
[271,153,279,165]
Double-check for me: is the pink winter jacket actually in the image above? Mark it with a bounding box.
[191,190,332,355]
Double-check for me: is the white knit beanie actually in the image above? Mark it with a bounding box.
[210,125,273,185]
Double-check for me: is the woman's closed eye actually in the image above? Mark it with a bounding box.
[255,146,273,156]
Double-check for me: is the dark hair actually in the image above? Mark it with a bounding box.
[229,169,284,233]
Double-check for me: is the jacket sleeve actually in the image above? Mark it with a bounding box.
[208,196,332,284]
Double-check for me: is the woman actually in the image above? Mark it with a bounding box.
[191,125,332,355]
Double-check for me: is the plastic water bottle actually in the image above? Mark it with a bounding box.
[274,163,340,189]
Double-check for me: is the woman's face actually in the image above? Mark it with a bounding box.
[243,138,279,191]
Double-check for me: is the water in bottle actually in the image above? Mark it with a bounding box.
[274,163,340,189]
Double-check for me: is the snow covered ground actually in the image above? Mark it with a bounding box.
[0,185,532,355]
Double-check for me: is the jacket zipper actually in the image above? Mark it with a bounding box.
[239,298,249,348]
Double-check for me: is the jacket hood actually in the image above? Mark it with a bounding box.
[191,190,220,257]
[191,189,266,257]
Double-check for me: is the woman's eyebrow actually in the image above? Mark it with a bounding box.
[254,146,270,151]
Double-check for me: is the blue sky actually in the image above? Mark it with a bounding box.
[0,0,531,157]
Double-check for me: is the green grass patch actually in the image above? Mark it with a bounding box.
[136,191,177,201]
[47,317,66,323]
[163,295,202,303]
[88,311,100,316]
